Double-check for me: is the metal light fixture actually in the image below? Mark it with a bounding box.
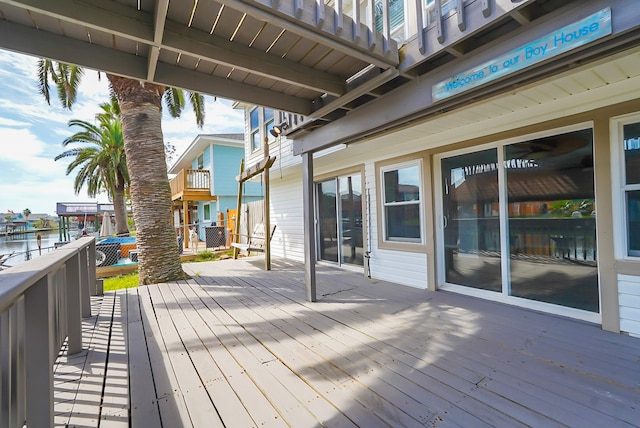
[269,121,289,138]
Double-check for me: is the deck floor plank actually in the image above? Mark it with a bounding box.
[219,273,523,428]
[136,284,192,427]
[184,278,306,427]
[65,293,114,427]
[162,280,257,427]
[190,278,371,427]
[52,258,640,427]
[126,288,162,427]
[148,282,223,427]
[192,274,418,426]
[241,269,640,422]
[98,292,129,427]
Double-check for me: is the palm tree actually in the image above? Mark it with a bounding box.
[22,208,31,220]
[55,102,130,236]
[39,60,204,284]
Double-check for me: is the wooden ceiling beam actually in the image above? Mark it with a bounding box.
[153,63,313,115]
[0,19,148,80]
[163,22,347,96]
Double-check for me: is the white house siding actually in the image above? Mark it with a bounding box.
[269,171,305,262]
[617,274,640,337]
[369,249,429,289]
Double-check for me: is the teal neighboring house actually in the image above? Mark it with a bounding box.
[168,134,262,241]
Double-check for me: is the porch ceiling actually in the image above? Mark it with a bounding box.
[0,0,398,116]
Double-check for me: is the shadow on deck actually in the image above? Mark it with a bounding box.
[54,258,640,427]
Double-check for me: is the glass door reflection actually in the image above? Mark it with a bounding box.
[317,174,364,266]
[339,175,364,266]
[505,129,598,312]
[317,180,338,262]
[441,150,502,292]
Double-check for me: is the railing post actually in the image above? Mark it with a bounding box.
[65,254,83,355]
[87,240,98,296]
[0,302,26,428]
[79,246,90,318]
[24,276,53,428]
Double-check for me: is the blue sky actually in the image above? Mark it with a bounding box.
[0,50,245,215]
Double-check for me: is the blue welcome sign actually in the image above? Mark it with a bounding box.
[432,8,612,101]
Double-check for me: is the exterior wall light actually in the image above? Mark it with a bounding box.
[269,121,289,138]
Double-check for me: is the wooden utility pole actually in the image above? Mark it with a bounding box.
[232,158,244,260]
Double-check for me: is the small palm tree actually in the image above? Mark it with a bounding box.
[55,101,130,235]
[39,60,205,284]
[22,208,31,220]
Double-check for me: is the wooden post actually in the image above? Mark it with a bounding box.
[65,253,83,354]
[24,276,54,428]
[264,138,271,271]
[182,199,189,249]
[233,159,245,260]
[302,152,316,302]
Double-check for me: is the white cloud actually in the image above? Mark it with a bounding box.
[0,117,29,127]
[0,128,45,160]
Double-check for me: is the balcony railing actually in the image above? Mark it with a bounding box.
[170,169,211,201]
[0,236,99,428]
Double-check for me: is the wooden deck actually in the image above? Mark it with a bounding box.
[53,258,640,427]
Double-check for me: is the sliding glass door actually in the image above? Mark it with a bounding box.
[441,149,502,292]
[439,128,599,313]
[317,174,364,267]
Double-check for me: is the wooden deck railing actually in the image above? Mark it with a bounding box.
[169,169,211,200]
[0,236,98,428]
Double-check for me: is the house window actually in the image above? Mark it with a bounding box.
[197,153,204,170]
[204,204,211,221]
[264,109,275,144]
[425,0,456,26]
[622,121,640,256]
[381,161,422,242]
[375,0,405,34]
[250,108,260,152]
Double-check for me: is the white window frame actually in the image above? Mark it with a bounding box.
[250,107,260,153]
[380,159,424,244]
[264,108,276,144]
[611,112,640,260]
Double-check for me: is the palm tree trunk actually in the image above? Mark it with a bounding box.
[108,75,188,284]
[112,173,129,236]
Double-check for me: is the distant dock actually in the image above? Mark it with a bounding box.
[0,227,57,237]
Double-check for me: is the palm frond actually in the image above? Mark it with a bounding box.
[188,92,205,128]
[164,87,185,118]
[54,63,84,109]
[37,59,55,105]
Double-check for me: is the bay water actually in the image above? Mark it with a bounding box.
[0,231,63,267]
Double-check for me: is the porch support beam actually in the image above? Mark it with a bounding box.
[183,199,189,249]
[302,152,317,302]
[148,0,169,81]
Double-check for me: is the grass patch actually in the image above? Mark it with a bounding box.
[102,251,235,287]
[192,250,234,262]
[104,271,139,291]
[195,250,217,261]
